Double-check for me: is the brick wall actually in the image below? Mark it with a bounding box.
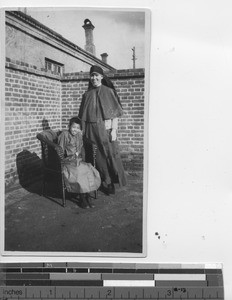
[4,58,145,191]
[61,70,145,171]
[5,58,62,189]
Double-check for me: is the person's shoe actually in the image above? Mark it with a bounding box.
[86,194,95,208]
[99,183,110,196]
[80,194,90,209]
[107,183,115,194]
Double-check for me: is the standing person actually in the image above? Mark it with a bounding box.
[58,117,101,208]
[78,65,127,195]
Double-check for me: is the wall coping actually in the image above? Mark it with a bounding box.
[6,57,62,80]
[61,69,145,81]
[5,57,145,80]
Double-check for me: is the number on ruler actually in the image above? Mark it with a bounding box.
[100,287,114,298]
[173,287,187,298]
[174,287,186,293]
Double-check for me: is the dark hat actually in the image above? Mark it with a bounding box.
[90,65,104,75]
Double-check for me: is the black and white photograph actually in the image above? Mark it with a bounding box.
[3,0,232,297]
[2,6,150,255]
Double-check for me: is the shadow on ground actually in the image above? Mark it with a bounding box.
[16,149,42,194]
[5,173,143,254]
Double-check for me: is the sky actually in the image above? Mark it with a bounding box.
[25,8,147,69]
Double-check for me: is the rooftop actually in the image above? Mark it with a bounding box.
[5,10,116,71]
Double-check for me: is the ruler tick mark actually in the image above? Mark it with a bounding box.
[0,263,224,299]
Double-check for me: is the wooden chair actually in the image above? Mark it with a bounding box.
[37,129,97,207]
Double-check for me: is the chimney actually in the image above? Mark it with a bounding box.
[18,8,27,14]
[82,19,96,56]
[101,53,108,64]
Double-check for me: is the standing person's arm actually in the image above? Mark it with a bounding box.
[105,118,118,141]
[111,118,118,141]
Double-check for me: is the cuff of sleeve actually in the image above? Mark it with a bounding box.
[111,118,118,130]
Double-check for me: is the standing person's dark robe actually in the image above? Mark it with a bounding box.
[78,83,127,188]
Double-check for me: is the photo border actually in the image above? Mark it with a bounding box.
[0,3,150,258]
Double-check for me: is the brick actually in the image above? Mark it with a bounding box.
[5,68,145,188]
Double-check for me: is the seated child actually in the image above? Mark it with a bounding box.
[58,117,101,208]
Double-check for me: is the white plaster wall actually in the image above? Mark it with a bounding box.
[5,24,91,72]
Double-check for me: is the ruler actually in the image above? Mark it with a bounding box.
[0,263,224,299]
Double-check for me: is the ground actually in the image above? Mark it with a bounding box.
[5,173,143,254]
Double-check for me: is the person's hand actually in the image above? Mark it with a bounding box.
[111,129,117,141]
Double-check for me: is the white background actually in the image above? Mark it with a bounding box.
[1,0,232,298]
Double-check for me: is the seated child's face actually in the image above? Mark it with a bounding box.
[70,123,81,136]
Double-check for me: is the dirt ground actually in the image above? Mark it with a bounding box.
[5,172,143,254]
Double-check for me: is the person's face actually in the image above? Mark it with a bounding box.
[70,123,81,136]
[90,72,103,87]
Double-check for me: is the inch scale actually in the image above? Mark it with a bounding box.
[0,263,224,300]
